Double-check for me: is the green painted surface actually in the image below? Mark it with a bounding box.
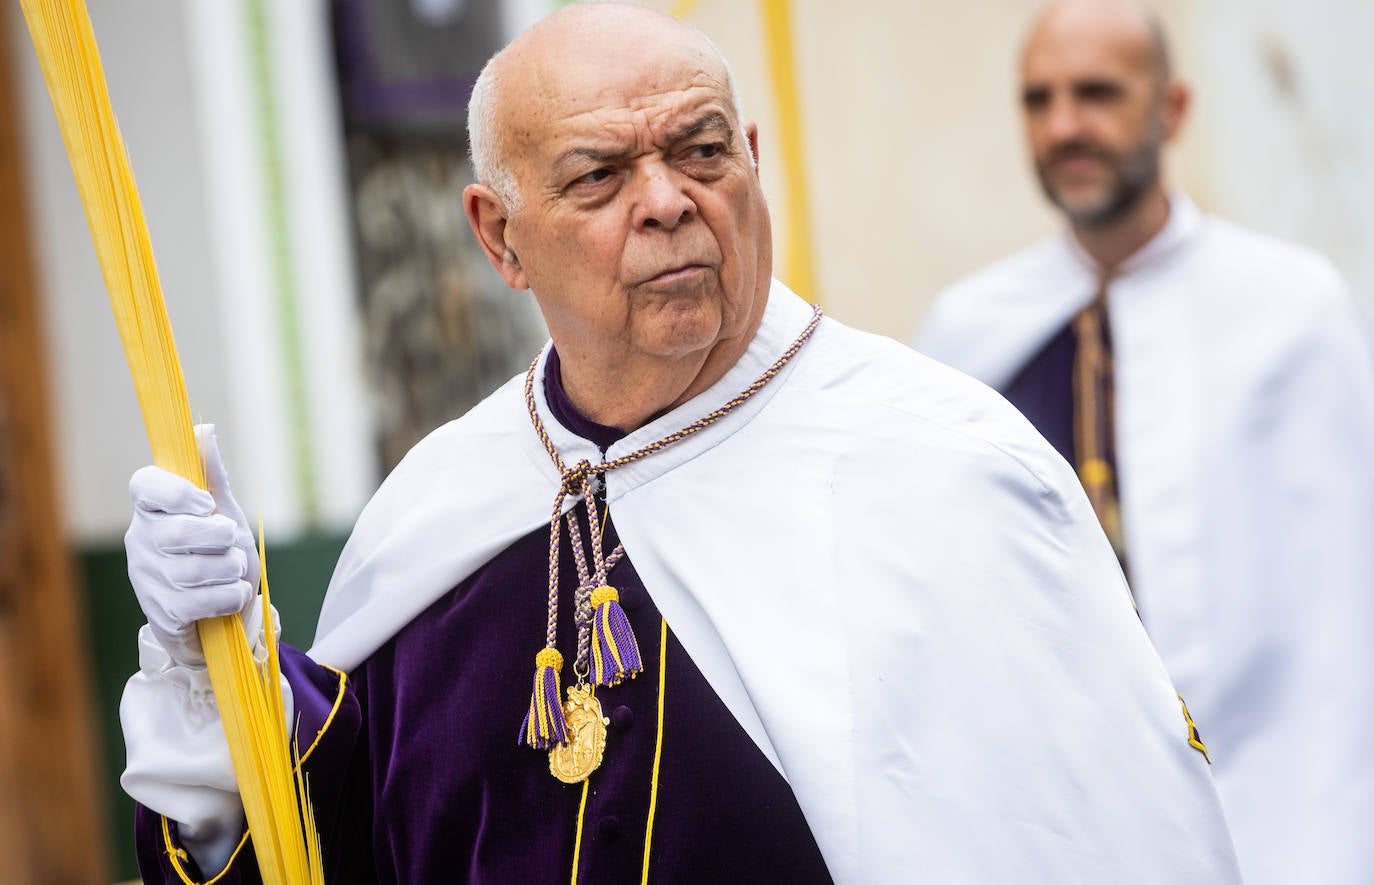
[78,532,346,881]
[244,0,320,526]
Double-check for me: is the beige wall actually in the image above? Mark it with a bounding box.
[643,0,1373,341]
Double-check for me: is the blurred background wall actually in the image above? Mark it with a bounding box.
[1,0,1369,880]
[644,0,1374,337]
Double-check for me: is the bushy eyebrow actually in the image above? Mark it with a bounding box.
[550,111,735,178]
[551,147,620,179]
[669,112,734,147]
[1021,77,1129,108]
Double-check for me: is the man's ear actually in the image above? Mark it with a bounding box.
[1163,81,1190,142]
[745,121,760,173]
[464,183,528,290]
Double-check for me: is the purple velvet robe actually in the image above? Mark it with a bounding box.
[1001,322,1077,466]
[135,349,832,883]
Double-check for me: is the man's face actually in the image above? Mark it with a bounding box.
[495,43,770,370]
[1020,24,1169,228]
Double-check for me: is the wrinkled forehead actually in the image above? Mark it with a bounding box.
[503,36,736,167]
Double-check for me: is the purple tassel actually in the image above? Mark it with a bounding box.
[590,586,643,686]
[518,647,568,749]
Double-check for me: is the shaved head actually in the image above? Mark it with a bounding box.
[1025,0,1172,87]
[467,3,746,211]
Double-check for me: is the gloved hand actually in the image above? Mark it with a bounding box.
[125,424,262,667]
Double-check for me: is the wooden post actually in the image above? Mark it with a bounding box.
[0,6,110,882]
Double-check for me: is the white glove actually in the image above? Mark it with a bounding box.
[125,424,261,666]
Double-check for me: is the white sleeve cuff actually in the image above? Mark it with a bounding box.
[119,606,294,873]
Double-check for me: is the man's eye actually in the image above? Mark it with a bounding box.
[576,168,614,186]
[1021,88,1050,111]
[1076,81,1123,103]
[688,143,723,160]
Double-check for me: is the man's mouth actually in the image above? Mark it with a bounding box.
[1054,157,1107,177]
[640,264,710,287]
[1047,148,1110,173]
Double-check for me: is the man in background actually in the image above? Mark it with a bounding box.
[918,2,1374,882]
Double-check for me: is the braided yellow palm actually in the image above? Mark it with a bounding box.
[18,2,322,881]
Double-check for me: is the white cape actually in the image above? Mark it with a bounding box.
[918,197,1374,885]
[308,281,1238,883]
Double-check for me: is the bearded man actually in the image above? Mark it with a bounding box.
[918,2,1374,883]
[119,4,1238,882]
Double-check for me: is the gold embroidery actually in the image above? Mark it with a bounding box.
[550,685,610,783]
[1179,694,1212,764]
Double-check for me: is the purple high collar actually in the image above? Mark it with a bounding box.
[543,347,629,452]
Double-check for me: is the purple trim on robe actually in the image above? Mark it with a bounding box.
[135,355,831,883]
[544,347,629,452]
[1000,316,1125,488]
[1002,322,1078,465]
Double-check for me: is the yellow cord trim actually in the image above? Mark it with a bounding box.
[161,814,249,885]
[640,618,668,885]
[160,667,350,884]
[569,779,591,885]
[296,667,349,766]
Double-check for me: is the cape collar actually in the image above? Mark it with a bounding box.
[1062,192,1204,279]
[953,194,1207,390]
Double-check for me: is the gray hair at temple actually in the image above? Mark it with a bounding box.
[466,59,520,210]
[466,4,751,214]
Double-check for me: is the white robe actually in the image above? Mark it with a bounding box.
[918,197,1374,885]
[125,281,1240,883]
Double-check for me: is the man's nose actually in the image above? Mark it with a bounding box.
[633,165,696,230]
[1044,96,1087,143]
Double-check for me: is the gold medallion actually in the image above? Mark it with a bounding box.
[549,684,610,783]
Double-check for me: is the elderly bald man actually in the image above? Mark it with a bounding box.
[919,2,1374,883]
[120,4,1238,882]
